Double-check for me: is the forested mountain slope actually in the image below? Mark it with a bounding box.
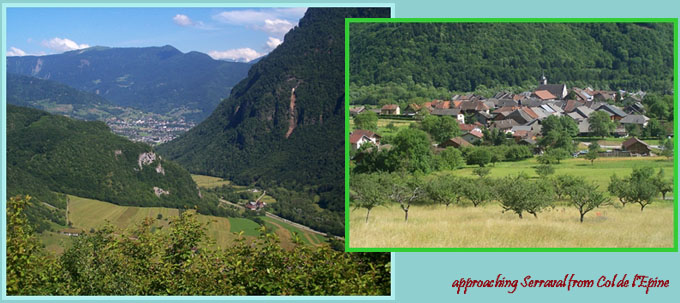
[157,7,391,236]
[7,105,202,230]
[350,22,674,93]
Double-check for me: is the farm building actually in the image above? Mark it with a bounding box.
[438,137,471,149]
[349,130,381,150]
[622,137,652,155]
[59,228,83,237]
[380,104,401,115]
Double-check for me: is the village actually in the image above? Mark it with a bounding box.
[350,75,671,157]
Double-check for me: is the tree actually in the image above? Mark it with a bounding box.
[661,138,673,160]
[539,148,570,164]
[624,167,659,211]
[388,128,433,173]
[426,175,463,208]
[653,168,673,200]
[466,147,492,167]
[387,173,424,222]
[472,167,491,178]
[541,115,578,137]
[553,174,579,200]
[353,111,378,131]
[588,111,616,138]
[462,178,495,207]
[420,115,460,144]
[608,173,629,206]
[434,147,464,170]
[585,142,600,165]
[643,118,665,137]
[566,181,609,223]
[350,173,387,222]
[534,164,555,177]
[496,174,554,218]
[539,130,576,153]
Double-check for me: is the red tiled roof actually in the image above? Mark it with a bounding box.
[522,107,539,119]
[534,90,557,100]
[381,104,399,110]
[465,130,483,138]
[459,124,478,132]
[350,130,379,144]
[439,137,472,148]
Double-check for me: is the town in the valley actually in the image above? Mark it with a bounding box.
[350,75,671,156]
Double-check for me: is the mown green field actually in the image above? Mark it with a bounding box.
[191,174,276,203]
[191,174,235,189]
[52,195,324,253]
[434,156,673,190]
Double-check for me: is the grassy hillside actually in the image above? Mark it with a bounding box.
[60,195,326,251]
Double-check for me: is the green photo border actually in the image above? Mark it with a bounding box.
[344,17,679,253]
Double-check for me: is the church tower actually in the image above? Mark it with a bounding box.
[540,72,548,85]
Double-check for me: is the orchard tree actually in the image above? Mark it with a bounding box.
[585,142,600,165]
[350,173,387,222]
[496,174,554,218]
[426,175,463,208]
[353,111,378,132]
[608,173,629,206]
[553,174,579,200]
[388,173,424,222]
[588,111,616,138]
[625,167,659,211]
[653,168,673,200]
[472,167,491,178]
[462,178,495,207]
[566,181,610,223]
[534,164,555,177]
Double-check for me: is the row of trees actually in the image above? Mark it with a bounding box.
[351,167,671,224]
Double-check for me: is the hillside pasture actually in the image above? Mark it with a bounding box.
[64,195,323,251]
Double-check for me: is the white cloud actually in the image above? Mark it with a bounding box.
[42,37,89,52]
[260,19,294,35]
[212,8,306,35]
[266,37,283,50]
[173,14,193,26]
[7,46,27,56]
[213,10,273,25]
[208,48,263,62]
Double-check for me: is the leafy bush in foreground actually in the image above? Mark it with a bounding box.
[7,196,390,296]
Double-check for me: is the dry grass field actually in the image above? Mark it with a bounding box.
[349,202,674,248]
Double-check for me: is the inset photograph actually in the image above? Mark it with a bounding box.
[347,20,676,249]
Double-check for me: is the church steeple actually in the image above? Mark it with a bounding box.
[540,72,547,85]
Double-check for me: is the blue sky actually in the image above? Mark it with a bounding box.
[6,7,307,62]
